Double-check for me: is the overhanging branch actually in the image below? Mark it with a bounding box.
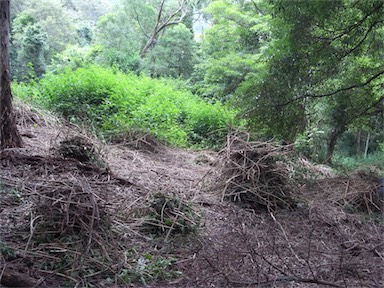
[278,69,384,107]
[140,0,187,58]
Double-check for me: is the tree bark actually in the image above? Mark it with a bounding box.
[325,128,345,164]
[356,130,361,156]
[0,0,23,149]
[364,131,370,158]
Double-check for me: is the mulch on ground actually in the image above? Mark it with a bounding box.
[0,105,383,287]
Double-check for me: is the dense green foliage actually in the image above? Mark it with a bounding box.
[11,12,48,79]
[144,24,197,78]
[194,0,384,163]
[13,65,236,147]
[10,0,83,79]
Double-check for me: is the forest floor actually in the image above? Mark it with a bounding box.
[0,103,383,288]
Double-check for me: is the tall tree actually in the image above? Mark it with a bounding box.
[197,0,384,162]
[94,0,198,75]
[10,0,81,80]
[11,12,48,79]
[145,23,196,78]
[136,0,190,58]
[1,0,23,149]
[192,0,269,100]
[257,0,384,162]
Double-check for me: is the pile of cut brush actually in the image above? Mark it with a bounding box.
[330,172,384,214]
[216,132,298,212]
[0,136,135,287]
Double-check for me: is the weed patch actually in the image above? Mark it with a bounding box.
[13,65,238,148]
[118,250,181,285]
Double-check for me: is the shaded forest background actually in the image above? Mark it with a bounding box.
[9,0,384,167]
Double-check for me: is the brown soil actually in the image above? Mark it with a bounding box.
[0,104,383,288]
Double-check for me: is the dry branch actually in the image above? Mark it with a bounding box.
[216,133,297,212]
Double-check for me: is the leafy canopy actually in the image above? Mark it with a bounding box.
[195,0,384,161]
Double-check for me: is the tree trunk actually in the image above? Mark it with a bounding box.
[356,130,361,156]
[0,0,23,149]
[325,128,345,164]
[364,132,370,158]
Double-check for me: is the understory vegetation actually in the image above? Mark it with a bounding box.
[13,65,238,148]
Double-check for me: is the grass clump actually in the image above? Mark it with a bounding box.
[0,241,18,261]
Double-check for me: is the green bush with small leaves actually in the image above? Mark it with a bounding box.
[13,65,239,147]
[185,101,236,148]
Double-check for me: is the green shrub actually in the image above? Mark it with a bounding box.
[185,101,236,148]
[12,80,47,106]
[333,152,384,175]
[102,78,191,146]
[118,250,181,285]
[13,65,239,148]
[38,66,126,122]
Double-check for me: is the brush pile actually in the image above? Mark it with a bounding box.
[135,192,201,240]
[330,172,384,213]
[55,135,108,168]
[22,177,119,281]
[216,133,298,212]
[109,129,164,153]
[31,178,109,238]
[0,150,134,286]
